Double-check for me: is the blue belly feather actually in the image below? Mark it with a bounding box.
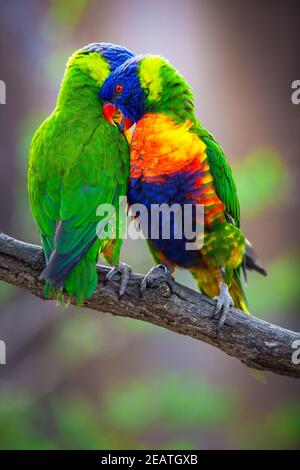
[128,168,204,268]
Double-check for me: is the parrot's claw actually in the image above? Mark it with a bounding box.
[213,283,234,330]
[106,262,132,298]
[140,264,171,295]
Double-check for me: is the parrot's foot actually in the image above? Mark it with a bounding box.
[106,262,132,298]
[214,283,234,330]
[140,264,172,295]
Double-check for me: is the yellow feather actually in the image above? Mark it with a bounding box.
[66,50,110,87]
[139,56,164,101]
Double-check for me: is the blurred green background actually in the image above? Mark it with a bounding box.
[0,0,299,450]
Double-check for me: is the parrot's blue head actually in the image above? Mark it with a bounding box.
[82,42,134,71]
[100,54,189,130]
[101,54,194,131]
[100,55,147,125]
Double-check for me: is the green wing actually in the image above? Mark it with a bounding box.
[196,127,240,227]
[28,117,59,263]
[28,113,129,301]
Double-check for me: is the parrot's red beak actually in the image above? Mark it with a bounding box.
[102,103,134,132]
[102,103,117,126]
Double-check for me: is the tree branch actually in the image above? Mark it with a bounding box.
[0,232,299,378]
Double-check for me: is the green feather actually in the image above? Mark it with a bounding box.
[28,49,130,303]
[197,128,240,227]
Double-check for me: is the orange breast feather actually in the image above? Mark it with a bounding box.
[130,113,224,225]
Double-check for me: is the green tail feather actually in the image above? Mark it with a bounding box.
[229,268,249,313]
[64,244,99,305]
[43,245,99,305]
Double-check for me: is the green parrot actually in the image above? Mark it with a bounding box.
[28,43,134,304]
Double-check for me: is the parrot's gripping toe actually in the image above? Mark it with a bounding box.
[213,283,234,330]
[140,264,172,296]
[106,262,132,299]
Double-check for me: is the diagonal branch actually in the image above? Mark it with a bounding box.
[0,232,299,378]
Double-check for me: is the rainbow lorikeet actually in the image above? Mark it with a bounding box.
[28,43,134,304]
[100,55,266,325]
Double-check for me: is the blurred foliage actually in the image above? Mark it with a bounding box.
[246,254,300,318]
[50,312,105,368]
[234,148,290,217]
[0,283,18,306]
[0,394,56,450]
[0,374,234,450]
[238,403,300,450]
[52,397,116,450]
[43,48,73,89]
[43,0,89,40]
[161,439,199,450]
[1,374,298,450]
[12,112,47,241]
[104,375,234,432]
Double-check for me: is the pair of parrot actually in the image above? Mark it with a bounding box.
[28,42,266,325]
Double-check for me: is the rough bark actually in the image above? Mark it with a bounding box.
[0,232,299,378]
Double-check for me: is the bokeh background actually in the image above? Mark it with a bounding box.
[0,0,300,450]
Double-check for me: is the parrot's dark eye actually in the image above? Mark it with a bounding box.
[114,83,123,94]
